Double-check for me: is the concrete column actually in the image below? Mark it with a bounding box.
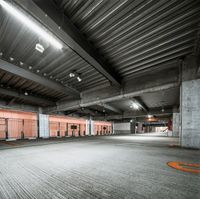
[172,112,180,137]
[39,114,49,138]
[180,55,200,149]
[137,122,143,133]
[89,116,92,136]
[151,126,156,132]
[112,122,114,134]
[181,79,200,148]
[130,119,136,134]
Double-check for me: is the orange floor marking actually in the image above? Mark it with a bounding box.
[167,161,200,174]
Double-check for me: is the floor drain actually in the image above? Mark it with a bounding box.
[167,161,200,174]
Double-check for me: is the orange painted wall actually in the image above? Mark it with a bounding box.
[0,109,37,139]
[94,121,112,135]
[49,115,87,137]
[0,109,113,140]
[0,118,6,139]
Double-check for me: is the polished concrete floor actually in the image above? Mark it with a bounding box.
[0,133,199,199]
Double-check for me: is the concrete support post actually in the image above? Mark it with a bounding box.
[181,79,200,148]
[130,119,136,134]
[112,122,115,134]
[137,122,143,133]
[172,112,180,137]
[89,116,93,136]
[180,55,200,149]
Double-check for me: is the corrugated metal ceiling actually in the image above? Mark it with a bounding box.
[0,69,65,102]
[0,7,109,94]
[57,0,200,81]
[0,0,199,109]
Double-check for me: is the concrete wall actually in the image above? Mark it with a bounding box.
[181,79,200,149]
[114,122,131,134]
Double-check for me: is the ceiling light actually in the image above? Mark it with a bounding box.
[0,0,63,49]
[36,69,40,73]
[35,43,45,53]
[20,61,24,66]
[43,73,47,76]
[130,102,140,110]
[0,52,3,56]
[28,66,32,70]
[50,76,53,79]
[24,92,28,96]
[9,57,14,61]
[147,114,153,118]
[161,108,165,112]
[77,76,82,82]
[69,72,75,78]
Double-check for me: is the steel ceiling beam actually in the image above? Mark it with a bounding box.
[100,104,122,114]
[0,99,38,112]
[0,59,80,97]
[133,97,149,113]
[94,108,173,120]
[47,86,176,112]
[0,87,55,106]
[14,0,121,87]
[7,98,16,106]
[45,68,179,113]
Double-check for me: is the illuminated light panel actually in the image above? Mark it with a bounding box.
[0,0,63,49]
[35,43,45,53]
[130,102,140,110]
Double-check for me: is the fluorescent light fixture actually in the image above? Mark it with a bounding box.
[35,43,45,53]
[147,114,153,118]
[77,76,82,82]
[69,72,75,78]
[130,102,140,110]
[0,0,63,49]
[9,57,14,61]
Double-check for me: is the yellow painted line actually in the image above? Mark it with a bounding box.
[167,161,200,174]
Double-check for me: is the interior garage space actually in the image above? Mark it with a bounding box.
[0,0,200,198]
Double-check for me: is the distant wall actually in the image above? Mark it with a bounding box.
[114,122,131,134]
[0,109,37,139]
[0,109,113,140]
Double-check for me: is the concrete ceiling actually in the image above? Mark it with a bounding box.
[0,0,199,119]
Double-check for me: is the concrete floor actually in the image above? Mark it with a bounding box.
[0,134,199,199]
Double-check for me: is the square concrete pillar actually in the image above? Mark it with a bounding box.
[130,119,136,134]
[172,113,180,137]
[137,122,143,133]
[181,79,200,149]
[180,55,200,149]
